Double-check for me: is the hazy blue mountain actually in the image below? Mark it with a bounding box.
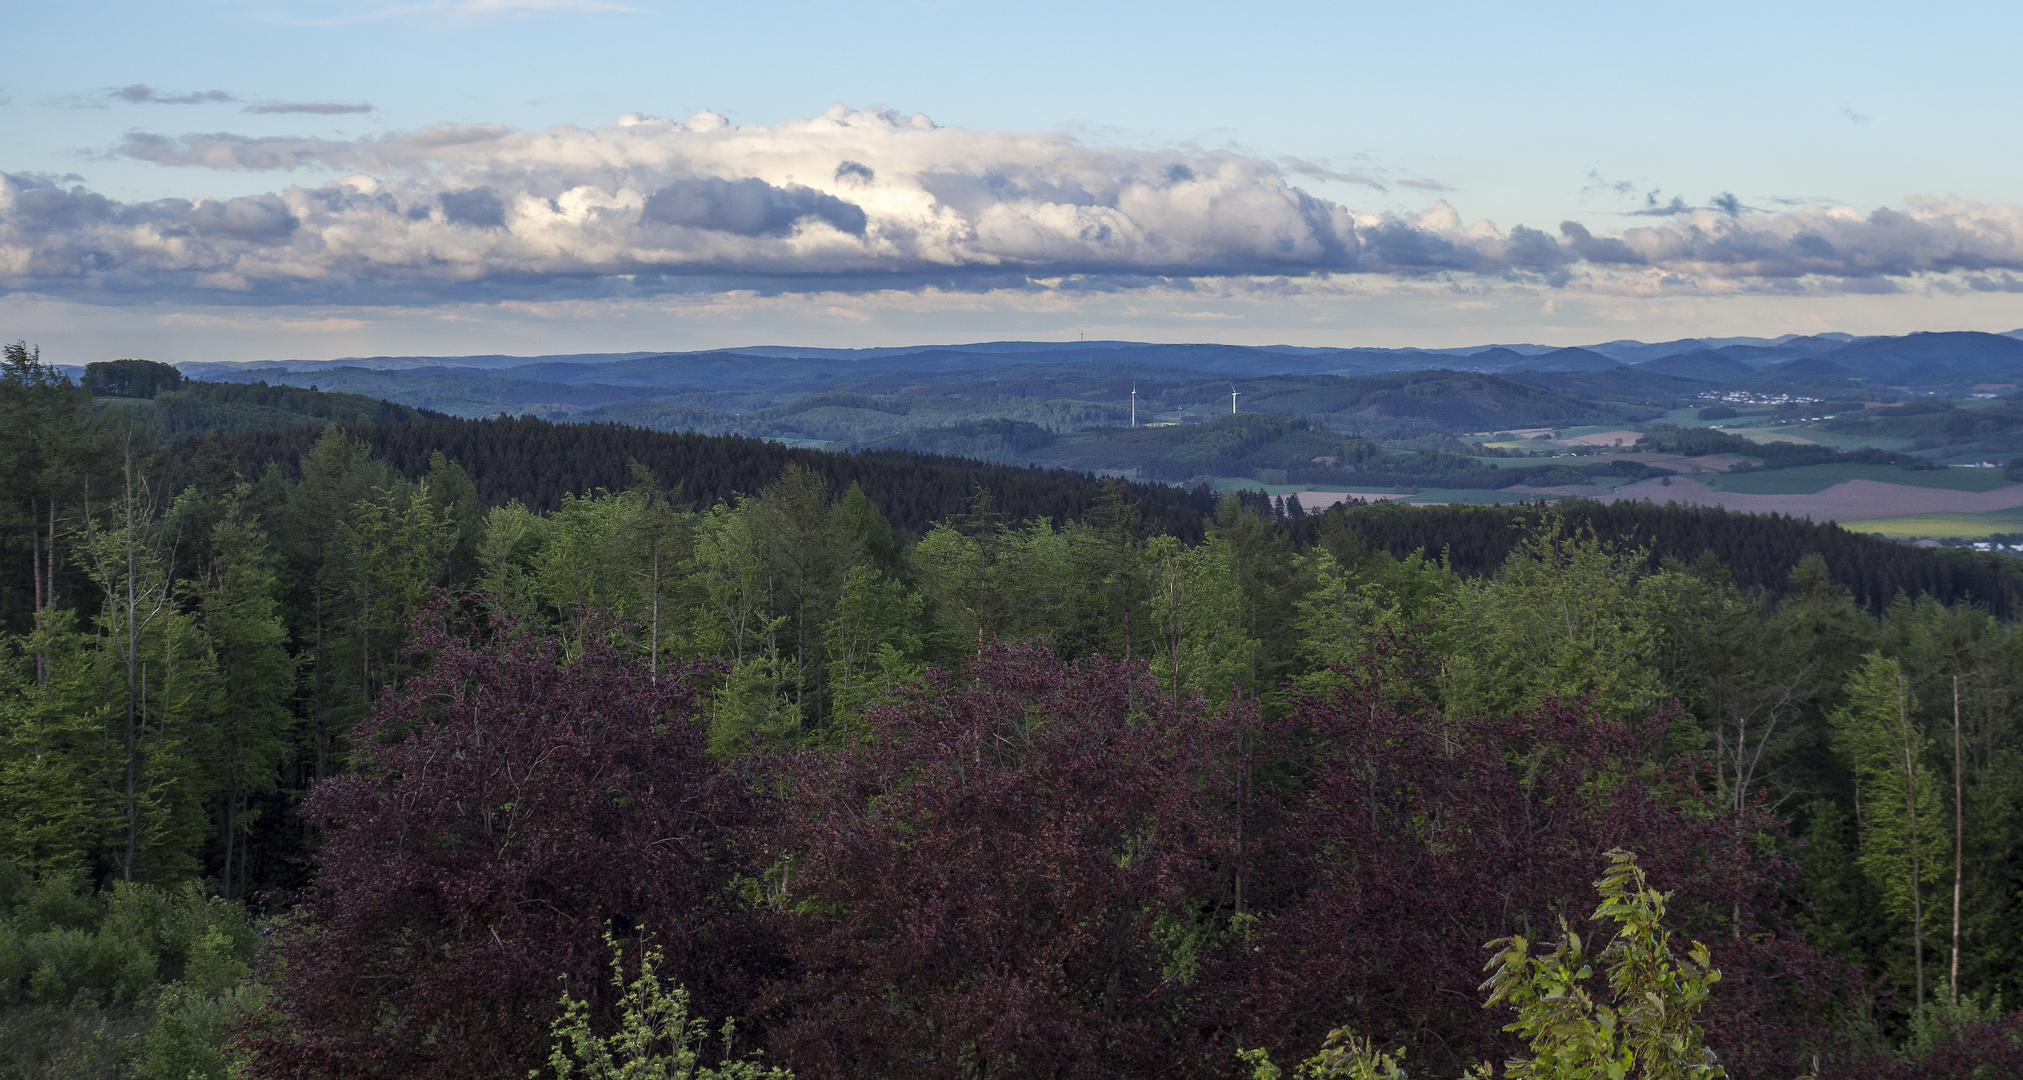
[1818,331,2023,378]
[1638,350,1753,382]
[1455,347,1532,369]
[1513,347,1621,373]
[1744,356,1855,381]
[1509,366,1714,399]
[1583,338,1711,364]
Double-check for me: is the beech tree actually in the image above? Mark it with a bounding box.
[760,643,1251,1080]
[247,617,768,1080]
[1207,642,1849,1079]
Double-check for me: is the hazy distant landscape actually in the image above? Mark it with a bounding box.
[158,327,2023,542]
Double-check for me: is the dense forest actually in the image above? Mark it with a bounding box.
[3,346,2022,1079]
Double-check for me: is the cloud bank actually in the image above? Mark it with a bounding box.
[5,104,2022,307]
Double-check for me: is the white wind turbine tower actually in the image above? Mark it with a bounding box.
[1230,385,1240,414]
[1130,385,1137,428]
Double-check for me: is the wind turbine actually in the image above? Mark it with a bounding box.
[1230,385,1240,414]
[1130,385,1137,428]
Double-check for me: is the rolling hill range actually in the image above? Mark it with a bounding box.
[183,327,2023,411]
[159,328,2023,539]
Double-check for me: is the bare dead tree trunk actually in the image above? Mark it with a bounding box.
[649,545,660,680]
[221,787,237,901]
[123,453,139,884]
[31,494,48,687]
[1953,674,1964,999]
[314,581,327,780]
[1900,676,1925,1018]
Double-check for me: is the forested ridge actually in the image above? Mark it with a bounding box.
[197,414,1217,539]
[4,348,2023,1079]
[189,411,2018,615]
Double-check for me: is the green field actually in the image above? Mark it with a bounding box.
[1204,478,1572,507]
[1720,426,1820,445]
[1407,488,1573,505]
[1785,426,1918,452]
[1657,406,1779,429]
[1704,463,2016,495]
[1841,506,2023,539]
[1551,424,1638,438]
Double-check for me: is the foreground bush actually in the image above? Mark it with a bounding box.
[545,932,789,1080]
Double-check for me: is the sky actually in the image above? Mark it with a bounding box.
[4,0,2022,362]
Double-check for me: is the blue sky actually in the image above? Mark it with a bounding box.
[4,0,2022,361]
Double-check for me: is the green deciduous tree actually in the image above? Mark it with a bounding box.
[1831,653,1948,1016]
[1144,533,1258,708]
[1444,516,1660,727]
[822,567,922,730]
[194,493,295,899]
[340,478,454,699]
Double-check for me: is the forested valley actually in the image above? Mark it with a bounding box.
[5,345,2023,1079]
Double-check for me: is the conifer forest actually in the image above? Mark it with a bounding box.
[8,344,2023,1080]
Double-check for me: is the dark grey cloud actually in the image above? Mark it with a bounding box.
[1625,194,1693,217]
[1357,220,1480,271]
[1502,225,1571,270]
[834,160,875,183]
[244,101,375,115]
[439,186,506,227]
[641,177,867,237]
[114,84,236,105]
[1558,221,1645,265]
[1709,191,1753,217]
[1277,156,1386,191]
[187,194,299,240]
[1964,273,2023,293]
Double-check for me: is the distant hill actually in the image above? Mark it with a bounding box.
[1638,350,1754,382]
[1745,356,1855,381]
[103,379,432,438]
[173,411,2023,617]
[1819,331,2023,381]
[168,329,2023,459]
[1819,396,2023,457]
[1503,366,1713,402]
[1585,338,1714,364]
[1513,347,1621,373]
[1290,500,2023,617]
[195,415,1219,540]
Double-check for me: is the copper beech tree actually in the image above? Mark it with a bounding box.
[245,618,773,1080]
[757,643,1257,1080]
[249,629,1863,1080]
[1205,644,1851,1079]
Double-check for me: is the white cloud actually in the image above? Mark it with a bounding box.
[4,105,2021,309]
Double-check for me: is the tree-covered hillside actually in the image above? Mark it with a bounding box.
[5,341,2023,1079]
